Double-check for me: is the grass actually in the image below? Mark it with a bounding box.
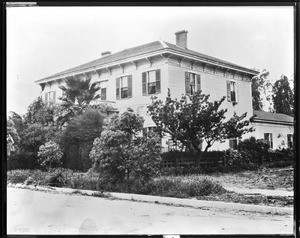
[7,166,293,207]
[164,166,294,191]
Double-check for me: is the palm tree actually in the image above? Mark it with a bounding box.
[59,74,101,106]
[55,74,101,128]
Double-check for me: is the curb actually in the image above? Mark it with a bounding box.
[8,183,293,216]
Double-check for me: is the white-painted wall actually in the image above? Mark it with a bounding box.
[250,122,293,149]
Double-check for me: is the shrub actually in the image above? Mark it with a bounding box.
[90,109,161,184]
[267,148,294,168]
[237,137,270,164]
[147,177,226,198]
[7,170,32,184]
[38,141,63,170]
[222,149,259,172]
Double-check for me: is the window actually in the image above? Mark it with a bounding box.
[264,133,273,149]
[101,88,106,100]
[142,126,156,137]
[185,72,201,95]
[142,69,161,95]
[227,80,238,103]
[99,81,108,100]
[287,134,293,148]
[168,139,183,151]
[45,91,56,104]
[229,138,239,150]
[116,75,132,99]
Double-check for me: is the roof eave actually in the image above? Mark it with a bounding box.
[35,47,259,84]
[252,119,294,126]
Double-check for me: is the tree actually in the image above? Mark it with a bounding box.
[61,108,105,171]
[272,75,294,116]
[38,141,63,170]
[251,70,271,111]
[59,75,101,106]
[55,75,102,128]
[7,119,20,157]
[148,90,255,157]
[24,97,55,125]
[90,109,161,185]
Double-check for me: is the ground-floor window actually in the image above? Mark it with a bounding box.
[287,134,293,148]
[264,133,273,149]
[229,138,239,150]
[168,139,183,151]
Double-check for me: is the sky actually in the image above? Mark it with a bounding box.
[7,6,294,115]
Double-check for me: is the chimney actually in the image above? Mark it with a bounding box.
[175,30,188,48]
[101,51,111,57]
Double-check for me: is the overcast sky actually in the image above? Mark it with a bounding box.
[7,6,294,115]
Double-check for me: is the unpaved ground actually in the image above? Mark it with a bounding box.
[174,166,294,191]
[7,187,293,235]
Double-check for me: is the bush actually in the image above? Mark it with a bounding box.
[38,141,63,170]
[222,149,259,172]
[267,148,294,168]
[147,177,226,198]
[90,110,161,184]
[237,137,270,164]
[7,170,32,184]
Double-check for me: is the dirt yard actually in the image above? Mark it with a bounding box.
[177,166,293,191]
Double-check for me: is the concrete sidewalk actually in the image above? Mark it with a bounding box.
[224,187,293,197]
[8,183,293,216]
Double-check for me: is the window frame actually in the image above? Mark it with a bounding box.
[116,75,132,100]
[142,69,161,96]
[264,133,273,149]
[227,80,238,103]
[287,134,293,148]
[185,71,201,95]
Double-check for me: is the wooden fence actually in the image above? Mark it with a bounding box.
[161,157,224,169]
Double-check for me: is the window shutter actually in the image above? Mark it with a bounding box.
[227,80,231,102]
[142,72,147,95]
[185,72,191,95]
[235,82,239,103]
[116,78,120,100]
[229,139,233,149]
[53,91,56,103]
[45,92,48,104]
[196,74,201,92]
[128,75,132,98]
[156,69,161,93]
[101,88,106,100]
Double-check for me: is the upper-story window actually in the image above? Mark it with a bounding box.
[116,75,132,99]
[227,80,238,103]
[99,81,108,100]
[45,91,56,104]
[185,72,201,95]
[264,133,273,149]
[142,69,161,95]
[287,134,293,148]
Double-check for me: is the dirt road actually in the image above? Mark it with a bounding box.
[7,187,293,235]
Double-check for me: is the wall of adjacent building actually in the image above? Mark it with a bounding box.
[250,122,294,149]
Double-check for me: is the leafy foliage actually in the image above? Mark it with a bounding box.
[272,75,294,116]
[7,119,20,157]
[237,136,270,164]
[38,141,63,169]
[24,97,55,125]
[61,108,105,171]
[148,90,254,154]
[90,109,161,184]
[59,75,101,106]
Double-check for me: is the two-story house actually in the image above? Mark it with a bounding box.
[34,30,294,151]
